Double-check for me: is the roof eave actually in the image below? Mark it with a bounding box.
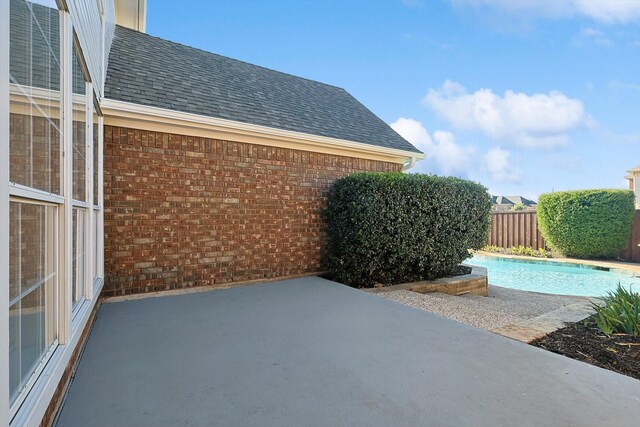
[100,98,426,164]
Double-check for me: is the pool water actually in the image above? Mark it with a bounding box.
[465,254,640,297]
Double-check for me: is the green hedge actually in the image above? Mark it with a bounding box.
[323,172,491,288]
[537,189,635,259]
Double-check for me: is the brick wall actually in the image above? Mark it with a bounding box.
[103,125,402,296]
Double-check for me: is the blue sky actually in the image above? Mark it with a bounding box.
[148,0,640,199]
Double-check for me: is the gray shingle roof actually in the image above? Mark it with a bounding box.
[491,195,537,206]
[105,26,421,154]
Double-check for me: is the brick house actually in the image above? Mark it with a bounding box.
[1,1,422,425]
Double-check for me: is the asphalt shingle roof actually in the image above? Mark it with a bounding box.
[105,26,421,154]
[491,195,537,206]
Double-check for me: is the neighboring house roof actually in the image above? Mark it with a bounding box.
[491,195,537,206]
[105,26,422,154]
[628,164,640,173]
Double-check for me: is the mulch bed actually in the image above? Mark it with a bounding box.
[531,316,640,380]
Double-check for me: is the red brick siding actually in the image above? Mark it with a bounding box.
[103,125,401,296]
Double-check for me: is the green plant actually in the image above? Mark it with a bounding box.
[484,245,550,258]
[537,189,635,259]
[512,203,526,211]
[323,172,491,288]
[592,285,640,336]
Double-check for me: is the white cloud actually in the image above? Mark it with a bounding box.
[608,80,640,91]
[423,80,588,149]
[574,27,614,47]
[575,0,640,24]
[451,0,640,24]
[484,147,521,182]
[547,153,582,172]
[390,118,474,176]
[431,130,476,176]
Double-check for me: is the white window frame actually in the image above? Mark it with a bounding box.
[2,2,105,424]
[1,0,11,424]
[70,40,93,319]
[4,1,67,420]
[92,108,104,291]
[6,198,60,418]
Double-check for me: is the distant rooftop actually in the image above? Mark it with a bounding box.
[491,195,537,206]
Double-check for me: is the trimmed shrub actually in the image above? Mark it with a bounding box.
[537,189,635,259]
[323,172,491,288]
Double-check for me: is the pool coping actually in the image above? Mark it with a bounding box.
[492,300,596,343]
[475,251,640,274]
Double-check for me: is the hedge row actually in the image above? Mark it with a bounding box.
[323,172,491,288]
[537,189,635,259]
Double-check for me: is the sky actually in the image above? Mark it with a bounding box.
[147,0,640,200]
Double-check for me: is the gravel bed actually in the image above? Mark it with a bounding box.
[370,285,585,330]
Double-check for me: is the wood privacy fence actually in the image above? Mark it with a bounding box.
[488,211,546,249]
[621,210,640,263]
[488,210,640,263]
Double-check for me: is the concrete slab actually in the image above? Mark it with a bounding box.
[56,277,640,427]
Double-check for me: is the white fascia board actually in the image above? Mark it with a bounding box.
[100,98,425,164]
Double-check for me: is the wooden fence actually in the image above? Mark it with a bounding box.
[488,210,640,263]
[488,211,546,249]
[621,210,640,263]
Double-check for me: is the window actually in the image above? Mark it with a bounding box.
[5,0,104,416]
[93,109,99,207]
[72,208,86,308]
[9,201,57,406]
[71,43,89,311]
[72,46,86,204]
[9,0,61,196]
[8,0,61,411]
[92,107,102,283]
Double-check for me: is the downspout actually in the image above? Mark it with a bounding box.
[402,156,417,172]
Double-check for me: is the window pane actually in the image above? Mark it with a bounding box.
[73,208,86,307]
[93,112,99,207]
[9,0,61,195]
[93,209,99,280]
[72,46,87,202]
[9,201,57,405]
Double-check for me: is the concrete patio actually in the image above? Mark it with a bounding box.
[55,277,640,426]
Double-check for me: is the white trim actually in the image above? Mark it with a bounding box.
[71,200,90,209]
[60,9,73,347]
[9,279,103,427]
[86,84,94,302]
[101,98,425,164]
[97,115,104,279]
[9,183,64,205]
[1,0,11,424]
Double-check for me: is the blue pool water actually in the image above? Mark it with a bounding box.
[465,254,640,297]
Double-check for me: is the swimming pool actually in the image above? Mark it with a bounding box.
[465,254,640,297]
